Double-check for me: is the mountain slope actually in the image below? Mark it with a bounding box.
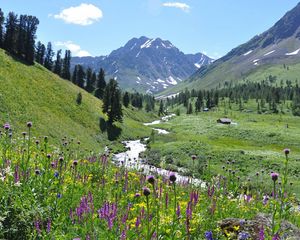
[0,49,155,151]
[71,36,213,93]
[164,2,300,93]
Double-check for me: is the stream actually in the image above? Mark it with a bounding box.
[113,115,205,186]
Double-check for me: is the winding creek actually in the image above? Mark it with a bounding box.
[113,115,205,186]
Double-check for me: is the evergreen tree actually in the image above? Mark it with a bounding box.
[123,92,130,108]
[72,65,78,85]
[76,92,82,105]
[17,14,26,58]
[24,15,39,64]
[187,102,193,114]
[54,49,62,76]
[85,67,94,92]
[158,100,164,116]
[44,42,54,70]
[0,8,4,48]
[35,41,45,65]
[61,50,71,80]
[4,12,18,53]
[95,68,106,99]
[76,65,85,89]
[102,79,123,124]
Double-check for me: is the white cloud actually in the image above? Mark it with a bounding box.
[55,41,92,57]
[54,3,103,26]
[162,2,190,12]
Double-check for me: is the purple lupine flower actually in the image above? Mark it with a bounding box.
[176,203,181,217]
[86,234,90,240]
[121,230,126,240]
[272,233,280,240]
[205,231,213,240]
[165,192,169,209]
[238,232,250,239]
[135,216,141,228]
[14,165,20,183]
[97,202,118,230]
[46,218,51,233]
[186,201,192,220]
[259,226,265,240]
[147,175,155,185]
[271,172,279,182]
[34,219,41,235]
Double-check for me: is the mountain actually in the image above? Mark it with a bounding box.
[0,49,155,150]
[71,36,213,93]
[162,2,300,94]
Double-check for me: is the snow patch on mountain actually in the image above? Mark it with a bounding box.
[194,63,201,68]
[264,50,276,56]
[141,39,155,49]
[286,48,300,56]
[157,79,165,83]
[253,59,260,63]
[166,76,177,85]
[243,50,253,56]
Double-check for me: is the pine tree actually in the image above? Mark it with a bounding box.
[187,102,193,114]
[61,50,71,80]
[85,67,94,92]
[158,100,164,116]
[123,92,130,108]
[24,15,39,64]
[0,8,4,48]
[102,79,123,124]
[72,65,78,84]
[76,65,85,89]
[54,49,62,76]
[95,68,106,99]
[44,42,54,70]
[4,12,18,53]
[35,41,45,65]
[17,15,26,58]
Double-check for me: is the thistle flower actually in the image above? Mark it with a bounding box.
[22,132,27,136]
[27,122,32,128]
[35,169,41,175]
[35,140,40,145]
[3,123,10,130]
[47,154,51,159]
[169,172,176,183]
[146,175,155,185]
[271,172,279,182]
[143,187,151,197]
[73,160,78,166]
[283,148,290,155]
[59,156,64,162]
[191,155,197,160]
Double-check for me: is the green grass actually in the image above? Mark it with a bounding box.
[0,49,156,151]
[144,100,300,196]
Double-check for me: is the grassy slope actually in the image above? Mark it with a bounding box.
[159,61,300,97]
[0,49,155,151]
[145,100,300,196]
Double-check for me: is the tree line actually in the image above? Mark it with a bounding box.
[165,80,300,116]
[0,9,39,64]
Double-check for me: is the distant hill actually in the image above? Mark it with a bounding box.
[160,2,300,96]
[0,49,154,150]
[71,36,213,93]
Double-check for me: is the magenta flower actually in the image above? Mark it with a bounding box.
[169,172,177,183]
[283,148,290,155]
[146,175,155,185]
[271,172,279,182]
[3,123,10,130]
[142,187,151,197]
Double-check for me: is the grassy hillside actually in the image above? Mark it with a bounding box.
[159,61,300,97]
[0,49,155,151]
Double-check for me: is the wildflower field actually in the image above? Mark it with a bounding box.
[0,122,299,240]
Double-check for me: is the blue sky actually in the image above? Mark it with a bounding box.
[1,1,300,59]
